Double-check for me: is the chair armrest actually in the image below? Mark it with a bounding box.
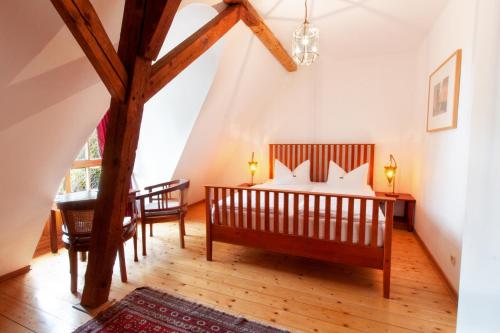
[144,180,180,191]
[136,180,190,199]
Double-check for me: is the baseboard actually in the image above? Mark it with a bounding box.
[414,231,458,303]
[188,199,205,208]
[0,265,31,283]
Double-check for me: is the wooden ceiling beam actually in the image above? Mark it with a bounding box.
[50,0,128,101]
[140,0,182,60]
[224,0,297,72]
[145,4,241,101]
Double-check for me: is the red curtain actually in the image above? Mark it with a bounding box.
[96,109,110,156]
[96,109,135,217]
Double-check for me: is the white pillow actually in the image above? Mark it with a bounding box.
[273,160,311,185]
[326,161,345,186]
[341,163,370,189]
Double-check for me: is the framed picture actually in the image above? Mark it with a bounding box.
[427,49,462,132]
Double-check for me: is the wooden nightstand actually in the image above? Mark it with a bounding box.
[375,192,416,231]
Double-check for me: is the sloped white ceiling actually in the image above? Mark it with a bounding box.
[187,0,449,59]
[134,4,223,189]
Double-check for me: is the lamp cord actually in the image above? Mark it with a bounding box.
[304,0,308,23]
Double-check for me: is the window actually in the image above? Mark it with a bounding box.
[58,130,102,194]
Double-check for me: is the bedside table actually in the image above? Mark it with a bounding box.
[375,192,416,231]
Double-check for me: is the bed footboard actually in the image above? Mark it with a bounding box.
[204,185,394,297]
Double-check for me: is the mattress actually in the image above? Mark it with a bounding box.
[211,182,386,247]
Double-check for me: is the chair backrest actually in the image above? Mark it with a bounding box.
[143,179,190,211]
[58,200,96,237]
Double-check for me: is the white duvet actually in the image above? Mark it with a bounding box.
[212,182,386,246]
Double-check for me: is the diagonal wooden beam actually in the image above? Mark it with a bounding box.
[50,0,128,101]
[224,0,297,72]
[145,4,241,101]
[140,0,182,60]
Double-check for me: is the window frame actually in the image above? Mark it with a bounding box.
[62,131,102,193]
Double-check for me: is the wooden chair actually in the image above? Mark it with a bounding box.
[137,179,189,255]
[57,192,138,294]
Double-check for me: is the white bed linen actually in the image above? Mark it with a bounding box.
[211,182,386,247]
[308,183,386,224]
[214,183,314,213]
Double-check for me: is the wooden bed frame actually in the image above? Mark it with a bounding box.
[205,144,395,297]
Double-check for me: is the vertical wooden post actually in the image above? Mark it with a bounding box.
[205,187,213,261]
[81,0,166,308]
[49,209,58,253]
[383,200,394,298]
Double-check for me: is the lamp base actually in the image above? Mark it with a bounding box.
[385,192,399,198]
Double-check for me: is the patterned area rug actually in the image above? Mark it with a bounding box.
[74,287,288,333]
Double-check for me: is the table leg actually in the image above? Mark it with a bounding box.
[50,209,58,253]
[407,201,416,232]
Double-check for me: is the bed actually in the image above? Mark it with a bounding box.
[205,144,395,297]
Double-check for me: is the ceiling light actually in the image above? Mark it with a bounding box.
[292,0,319,66]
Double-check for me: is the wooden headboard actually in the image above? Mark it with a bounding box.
[269,144,375,186]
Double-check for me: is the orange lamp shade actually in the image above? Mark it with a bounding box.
[249,161,258,173]
[384,166,396,184]
[248,152,258,185]
[384,154,398,196]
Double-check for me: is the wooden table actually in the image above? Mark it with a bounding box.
[49,190,138,253]
[375,192,416,231]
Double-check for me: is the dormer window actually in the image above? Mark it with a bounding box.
[57,130,101,194]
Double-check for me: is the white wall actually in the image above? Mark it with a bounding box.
[175,17,420,202]
[412,0,477,292]
[134,4,224,189]
[0,0,122,276]
[457,0,500,331]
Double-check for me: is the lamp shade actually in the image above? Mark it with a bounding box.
[248,152,258,185]
[292,22,319,66]
[248,161,258,173]
[384,165,396,184]
[384,154,398,196]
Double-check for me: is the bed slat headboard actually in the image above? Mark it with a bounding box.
[269,144,375,186]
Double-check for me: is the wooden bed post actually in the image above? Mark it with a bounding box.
[383,200,394,298]
[205,187,213,261]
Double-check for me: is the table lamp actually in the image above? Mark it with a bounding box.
[248,152,258,185]
[384,154,399,197]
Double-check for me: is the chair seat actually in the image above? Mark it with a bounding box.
[143,200,183,219]
[144,200,180,211]
[62,216,136,248]
[144,209,182,218]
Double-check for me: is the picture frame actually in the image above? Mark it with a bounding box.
[427,49,462,132]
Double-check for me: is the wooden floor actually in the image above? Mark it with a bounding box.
[0,203,457,332]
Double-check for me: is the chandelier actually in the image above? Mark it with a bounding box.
[292,0,319,66]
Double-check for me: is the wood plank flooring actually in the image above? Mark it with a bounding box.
[0,203,457,332]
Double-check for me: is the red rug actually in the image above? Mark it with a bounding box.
[74,287,288,333]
